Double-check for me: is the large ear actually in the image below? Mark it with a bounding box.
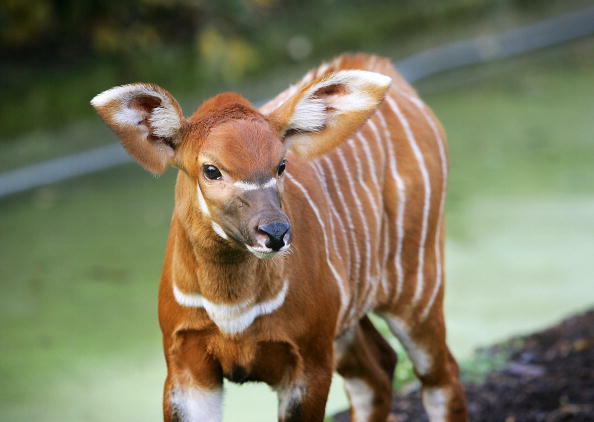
[265,70,391,158]
[91,83,184,174]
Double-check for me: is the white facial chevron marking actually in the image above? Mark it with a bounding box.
[233,179,276,191]
[196,183,210,217]
[211,221,228,240]
[172,281,289,335]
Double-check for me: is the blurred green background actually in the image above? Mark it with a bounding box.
[1,1,593,421]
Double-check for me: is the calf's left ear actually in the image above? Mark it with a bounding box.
[91,83,184,174]
[265,70,391,159]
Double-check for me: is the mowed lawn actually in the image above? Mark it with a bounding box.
[1,38,593,421]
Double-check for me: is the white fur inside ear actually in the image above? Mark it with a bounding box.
[91,84,181,138]
[286,70,391,133]
[150,105,181,138]
[287,96,327,133]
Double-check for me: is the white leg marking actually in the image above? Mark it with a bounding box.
[172,281,289,335]
[286,173,348,311]
[403,94,447,321]
[196,183,210,217]
[384,316,431,375]
[170,385,223,422]
[385,95,431,306]
[422,387,451,422]
[344,378,375,422]
[377,112,406,301]
[277,384,305,420]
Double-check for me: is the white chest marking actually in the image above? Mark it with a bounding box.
[172,281,289,335]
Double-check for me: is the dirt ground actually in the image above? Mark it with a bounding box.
[334,309,594,422]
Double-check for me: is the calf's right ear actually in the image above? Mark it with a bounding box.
[91,83,184,174]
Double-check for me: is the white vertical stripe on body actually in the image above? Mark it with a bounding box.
[336,146,373,321]
[382,214,391,294]
[322,155,361,327]
[368,118,391,295]
[286,173,348,315]
[376,112,406,301]
[367,119,387,185]
[364,118,390,300]
[312,160,351,329]
[385,94,432,306]
[355,128,381,191]
[313,161,351,270]
[348,136,380,314]
[403,93,448,320]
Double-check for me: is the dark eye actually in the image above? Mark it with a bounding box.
[277,159,286,176]
[203,165,222,180]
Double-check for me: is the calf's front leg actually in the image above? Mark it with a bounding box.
[163,331,223,422]
[277,355,334,422]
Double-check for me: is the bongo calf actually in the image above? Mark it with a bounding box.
[91,53,467,422]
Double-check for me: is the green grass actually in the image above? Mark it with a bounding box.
[1,38,594,421]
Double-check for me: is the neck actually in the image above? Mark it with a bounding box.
[169,211,284,305]
[169,171,286,304]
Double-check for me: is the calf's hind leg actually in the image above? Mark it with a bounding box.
[335,315,397,422]
[382,311,467,422]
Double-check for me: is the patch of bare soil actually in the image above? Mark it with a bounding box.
[334,309,594,422]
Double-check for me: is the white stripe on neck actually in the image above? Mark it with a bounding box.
[172,281,289,335]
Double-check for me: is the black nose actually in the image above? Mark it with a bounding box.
[257,222,290,251]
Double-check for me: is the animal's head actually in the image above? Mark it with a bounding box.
[91,70,390,259]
